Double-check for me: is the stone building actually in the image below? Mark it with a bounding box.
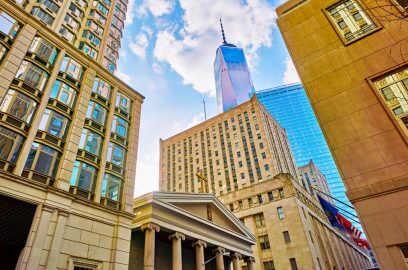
[219,173,371,270]
[276,0,408,268]
[0,0,143,269]
[298,160,333,202]
[159,96,371,269]
[130,192,256,270]
[13,0,127,72]
[159,95,298,195]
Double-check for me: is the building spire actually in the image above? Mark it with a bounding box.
[220,18,227,45]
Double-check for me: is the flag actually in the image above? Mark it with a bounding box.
[317,194,369,248]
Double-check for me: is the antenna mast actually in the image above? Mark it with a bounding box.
[220,18,227,44]
[202,98,207,120]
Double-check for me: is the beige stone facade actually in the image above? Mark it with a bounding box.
[160,95,298,195]
[13,0,127,72]
[219,173,371,270]
[276,0,408,268]
[0,1,143,269]
[298,160,333,202]
[131,192,256,270]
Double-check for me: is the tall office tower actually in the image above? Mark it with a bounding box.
[298,160,333,203]
[277,0,408,268]
[159,96,371,270]
[255,84,359,226]
[159,96,297,195]
[15,0,127,73]
[214,20,255,113]
[0,1,143,268]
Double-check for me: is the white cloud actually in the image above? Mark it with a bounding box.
[115,66,132,84]
[153,0,277,95]
[129,33,149,60]
[137,0,175,17]
[134,150,159,196]
[125,0,136,25]
[282,57,300,84]
[187,112,205,128]
[152,62,164,74]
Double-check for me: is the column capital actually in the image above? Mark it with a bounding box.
[230,252,242,260]
[213,247,226,255]
[168,232,185,241]
[192,239,207,248]
[246,257,255,263]
[141,222,160,232]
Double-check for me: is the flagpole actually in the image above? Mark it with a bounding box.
[310,186,355,209]
[311,186,361,221]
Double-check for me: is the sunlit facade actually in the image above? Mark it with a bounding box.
[0,1,143,268]
[214,43,254,113]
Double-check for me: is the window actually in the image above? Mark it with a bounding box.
[64,14,80,30]
[248,197,253,207]
[86,20,103,36]
[277,207,284,219]
[0,126,24,164]
[50,80,77,108]
[115,92,131,112]
[82,30,101,47]
[38,109,70,139]
[92,77,111,99]
[267,191,274,201]
[372,67,408,130]
[31,7,54,26]
[0,89,37,124]
[327,0,378,42]
[79,42,98,59]
[238,200,243,210]
[395,0,408,10]
[24,142,61,178]
[107,142,125,167]
[111,115,129,138]
[38,0,60,13]
[279,188,285,198]
[264,164,270,172]
[69,3,84,18]
[259,142,264,149]
[289,258,298,270]
[254,213,265,227]
[93,1,109,15]
[258,235,270,250]
[59,26,75,42]
[15,61,49,91]
[263,261,275,270]
[86,101,107,125]
[261,152,266,159]
[70,160,98,192]
[0,11,20,40]
[79,129,102,156]
[283,231,291,243]
[29,37,57,65]
[237,151,241,157]
[59,56,83,81]
[101,173,122,201]
[257,194,263,204]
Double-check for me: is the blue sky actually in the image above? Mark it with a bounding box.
[115,0,300,196]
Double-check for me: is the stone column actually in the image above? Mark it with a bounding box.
[246,257,255,270]
[231,252,242,270]
[213,247,225,270]
[169,232,185,270]
[141,223,160,270]
[192,240,207,270]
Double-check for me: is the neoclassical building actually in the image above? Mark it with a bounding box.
[130,192,257,270]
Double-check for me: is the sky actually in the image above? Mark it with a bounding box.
[115,0,300,196]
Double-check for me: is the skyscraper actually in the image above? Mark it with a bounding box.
[255,84,360,227]
[214,20,254,113]
[14,0,127,73]
[0,0,143,268]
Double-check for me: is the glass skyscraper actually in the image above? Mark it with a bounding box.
[256,83,361,229]
[214,21,254,112]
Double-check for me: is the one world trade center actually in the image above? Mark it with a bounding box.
[214,19,255,112]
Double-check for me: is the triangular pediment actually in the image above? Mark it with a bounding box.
[151,192,256,242]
